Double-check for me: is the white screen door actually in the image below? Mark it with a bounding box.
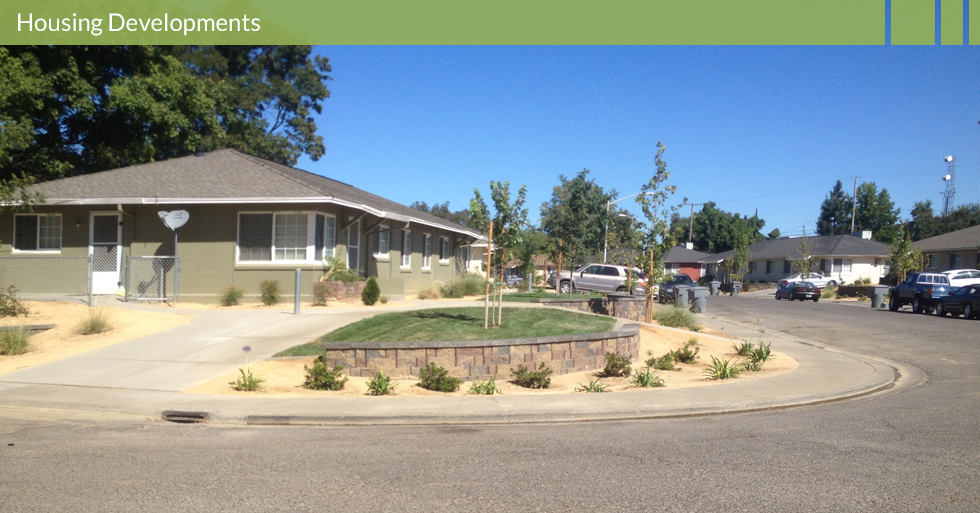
[90,213,122,294]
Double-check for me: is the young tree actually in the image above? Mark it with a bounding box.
[469,181,529,277]
[723,232,752,283]
[889,227,922,283]
[539,169,615,268]
[817,180,853,236]
[792,228,815,277]
[635,142,685,317]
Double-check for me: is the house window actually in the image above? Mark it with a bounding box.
[376,226,390,257]
[950,253,962,269]
[315,214,336,259]
[664,263,679,276]
[766,260,775,274]
[238,212,334,263]
[783,260,791,274]
[925,254,938,269]
[439,237,450,262]
[423,234,432,269]
[13,214,62,252]
[275,214,308,261]
[748,261,758,274]
[401,230,412,268]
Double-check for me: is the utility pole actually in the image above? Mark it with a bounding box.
[850,176,858,233]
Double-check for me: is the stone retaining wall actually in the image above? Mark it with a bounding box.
[533,294,647,322]
[321,324,641,380]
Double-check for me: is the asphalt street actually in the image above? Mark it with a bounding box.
[1,294,978,512]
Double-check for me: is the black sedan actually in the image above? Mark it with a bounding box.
[775,281,821,302]
[936,284,980,319]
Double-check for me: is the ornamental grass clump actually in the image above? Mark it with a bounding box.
[0,286,29,318]
[704,356,742,380]
[631,367,665,388]
[467,378,502,395]
[220,286,245,306]
[418,362,461,392]
[367,370,397,396]
[0,326,32,355]
[75,308,112,335]
[654,306,702,332]
[232,345,264,392]
[576,379,609,393]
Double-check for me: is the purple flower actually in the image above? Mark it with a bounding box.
[242,345,252,353]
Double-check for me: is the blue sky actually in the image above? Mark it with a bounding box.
[297,46,979,238]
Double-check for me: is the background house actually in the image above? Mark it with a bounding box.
[663,244,709,281]
[706,233,890,285]
[0,149,481,302]
[912,225,980,272]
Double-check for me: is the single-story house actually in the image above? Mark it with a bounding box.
[663,244,709,281]
[912,225,980,272]
[0,149,482,302]
[705,233,890,284]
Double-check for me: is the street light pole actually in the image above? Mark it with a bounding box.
[603,192,653,263]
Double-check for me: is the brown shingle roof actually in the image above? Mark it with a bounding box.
[912,225,980,252]
[27,149,480,238]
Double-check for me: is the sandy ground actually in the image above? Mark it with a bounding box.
[0,301,192,375]
[185,323,798,397]
[1,298,798,396]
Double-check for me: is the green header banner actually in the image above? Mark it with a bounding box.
[0,0,961,45]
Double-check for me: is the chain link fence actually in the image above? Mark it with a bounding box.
[125,256,180,303]
[0,256,92,305]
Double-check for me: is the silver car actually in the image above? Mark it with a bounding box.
[942,269,980,288]
[554,264,646,295]
[778,272,837,289]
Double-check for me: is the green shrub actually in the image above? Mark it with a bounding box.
[75,308,112,335]
[260,280,281,306]
[671,339,700,364]
[601,351,633,378]
[632,367,665,388]
[440,273,485,298]
[744,341,772,371]
[220,286,245,306]
[0,326,31,355]
[380,295,389,304]
[646,353,677,371]
[312,281,333,306]
[822,283,837,299]
[576,379,609,393]
[303,357,349,391]
[511,362,553,389]
[704,356,742,380]
[416,285,442,300]
[418,362,461,392]
[467,378,502,395]
[361,277,381,305]
[232,367,264,391]
[367,370,397,396]
[654,306,702,332]
[0,286,29,318]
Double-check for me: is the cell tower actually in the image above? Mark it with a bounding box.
[941,155,956,216]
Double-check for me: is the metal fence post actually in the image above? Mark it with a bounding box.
[87,255,93,307]
[294,268,301,315]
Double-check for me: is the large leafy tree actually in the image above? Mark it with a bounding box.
[904,200,980,241]
[539,169,615,268]
[669,202,765,254]
[854,182,901,244]
[817,180,853,236]
[0,45,331,184]
[409,200,474,228]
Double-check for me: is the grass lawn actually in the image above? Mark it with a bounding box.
[276,307,616,357]
[495,292,596,303]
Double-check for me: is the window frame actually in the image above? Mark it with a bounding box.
[12,213,63,253]
[422,233,433,270]
[439,236,450,263]
[236,211,336,264]
[374,225,390,260]
[401,229,412,269]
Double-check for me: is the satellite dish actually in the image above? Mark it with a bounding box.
[943,174,952,181]
[161,210,190,230]
[944,155,953,162]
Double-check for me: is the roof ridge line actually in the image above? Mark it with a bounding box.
[228,150,337,200]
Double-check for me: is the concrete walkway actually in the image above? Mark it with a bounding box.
[0,298,922,425]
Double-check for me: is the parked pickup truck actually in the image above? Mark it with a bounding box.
[888,272,952,314]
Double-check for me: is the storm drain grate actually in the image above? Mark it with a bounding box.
[162,410,210,423]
